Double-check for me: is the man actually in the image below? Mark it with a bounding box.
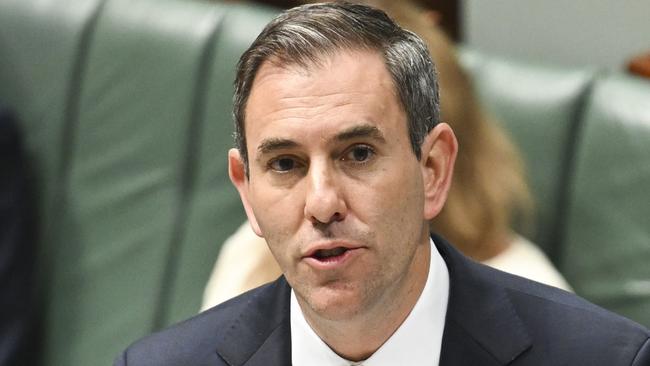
[115,3,650,365]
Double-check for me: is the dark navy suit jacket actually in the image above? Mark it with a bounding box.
[116,234,650,365]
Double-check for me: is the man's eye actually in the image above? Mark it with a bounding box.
[343,145,374,163]
[269,157,296,172]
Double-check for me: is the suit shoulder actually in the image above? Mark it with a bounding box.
[483,263,648,331]
[492,266,650,355]
[470,262,650,363]
[114,283,275,366]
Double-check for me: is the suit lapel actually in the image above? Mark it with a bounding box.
[434,234,532,365]
[214,277,292,366]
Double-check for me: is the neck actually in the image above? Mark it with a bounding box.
[297,238,431,362]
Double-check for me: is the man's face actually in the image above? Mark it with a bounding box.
[230,50,438,321]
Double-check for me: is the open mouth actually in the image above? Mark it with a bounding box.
[312,247,349,262]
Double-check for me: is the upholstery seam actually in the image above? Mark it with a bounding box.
[39,0,108,362]
[551,70,599,267]
[152,7,228,330]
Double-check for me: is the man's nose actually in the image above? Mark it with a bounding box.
[304,163,347,225]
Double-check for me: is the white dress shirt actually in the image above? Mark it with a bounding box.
[483,234,572,291]
[291,239,449,366]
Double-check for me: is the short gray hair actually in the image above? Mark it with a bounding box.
[233,2,440,172]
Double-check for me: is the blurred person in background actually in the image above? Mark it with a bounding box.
[0,106,37,366]
[202,0,571,309]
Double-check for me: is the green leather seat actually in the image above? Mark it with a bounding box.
[0,0,104,276]
[459,49,595,260]
[1,0,276,364]
[49,1,228,364]
[461,51,650,327]
[563,74,650,326]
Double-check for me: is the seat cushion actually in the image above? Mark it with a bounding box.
[562,74,650,327]
[0,0,104,281]
[41,0,236,364]
[163,3,279,326]
[460,49,595,261]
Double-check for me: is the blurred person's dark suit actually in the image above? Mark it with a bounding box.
[0,106,37,366]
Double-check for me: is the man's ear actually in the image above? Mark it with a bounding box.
[228,148,263,237]
[420,123,458,220]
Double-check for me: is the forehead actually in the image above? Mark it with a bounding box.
[251,48,396,100]
[244,49,405,145]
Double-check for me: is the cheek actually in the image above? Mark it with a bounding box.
[249,183,305,237]
[356,164,423,220]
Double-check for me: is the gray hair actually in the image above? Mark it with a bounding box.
[233,1,440,172]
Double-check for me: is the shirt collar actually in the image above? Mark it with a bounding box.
[291,238,449,366]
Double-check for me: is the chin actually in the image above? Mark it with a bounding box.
[302,285,367,321]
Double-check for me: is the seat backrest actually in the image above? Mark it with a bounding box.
[461,50,650,327]
[562,74,650,326]
[0,0,278,364]
[459,49,596,261]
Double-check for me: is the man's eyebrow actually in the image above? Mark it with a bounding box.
[257,138,299,155]
[335,124,386,143]
[255,124,385,156]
